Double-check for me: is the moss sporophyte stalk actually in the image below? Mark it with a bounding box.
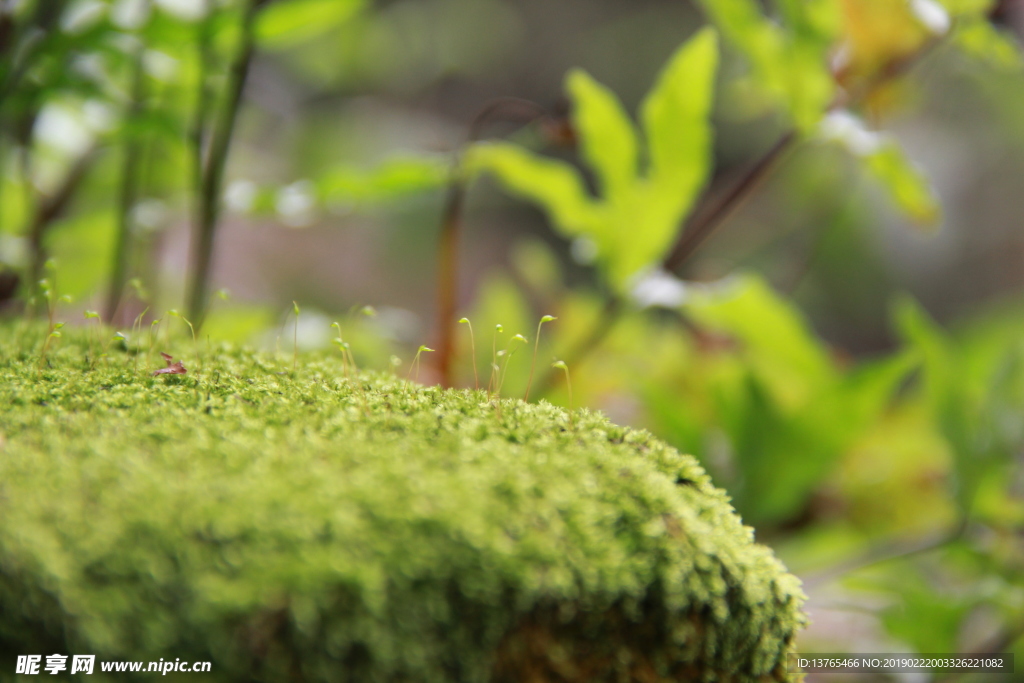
[1,327,806,682]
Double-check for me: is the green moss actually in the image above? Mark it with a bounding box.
[0,328,805,682]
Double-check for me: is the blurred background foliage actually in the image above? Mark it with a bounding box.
[2,0,1024,679]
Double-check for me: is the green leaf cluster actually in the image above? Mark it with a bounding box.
[697,0,840,131]
[466,29,719,291]
[672,275,917,523]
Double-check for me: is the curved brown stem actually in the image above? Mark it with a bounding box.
[663,130,797,273]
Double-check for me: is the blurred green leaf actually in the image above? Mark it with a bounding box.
[684,274,835,407]
[654,273,922,523]
[881,567,974,653]
[821,113,942,227]
[48,210,116,301]
[696,0,836,130]
[894,297,1024,514]
[953,18,1022,70]
[934,0,997,17]
[864,141,942,227]
[566,69,638,198]
[464,143,599,236]
[203,305,277,345]
[469,29,719,290]
[641,29,718,190]
[317,156,449,205]
[255,0,364,49]
[894,296,953,414]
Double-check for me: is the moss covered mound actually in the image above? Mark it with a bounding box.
[0,331,805,682]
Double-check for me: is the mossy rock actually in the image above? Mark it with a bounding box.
[0,330,805,682]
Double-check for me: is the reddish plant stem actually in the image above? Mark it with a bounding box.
[434,176,466,388]
[434,97,550,387]
[662,130,797,273]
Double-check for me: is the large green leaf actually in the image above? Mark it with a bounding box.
[255,0,363,49]
[821,113,942,227]
[684,274,835,408]
[464,143,599,238]
[953,18,1022,70]
[566,70,638,199]
[469,30,719,291]
[696,0,836,130]
[641,27,717,196]
[666,274,920,524]
[864,141,942,227]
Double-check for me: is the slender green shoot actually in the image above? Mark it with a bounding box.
[458,317,478,389]
[38,279,54,332]
[131,307,150,374]
[292,301,300,374]
[488,324,504,395]
[552,360,573,428]
[331,321,349,378]
[496,334,528,397]
[344,342,358,375]
[408,345,434,382]
[149,318,161,365]
[333,339,358,382]
[525,314,556,401]
[84,310,101,368]
[38,322,65,373]
[108,331,127,365]
[168,309,201,375]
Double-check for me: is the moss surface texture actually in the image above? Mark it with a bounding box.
[0,329,805,682]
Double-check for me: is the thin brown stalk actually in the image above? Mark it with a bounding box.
[434,174,465,387]
[662,131,797,272]
[434,97,550,388]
